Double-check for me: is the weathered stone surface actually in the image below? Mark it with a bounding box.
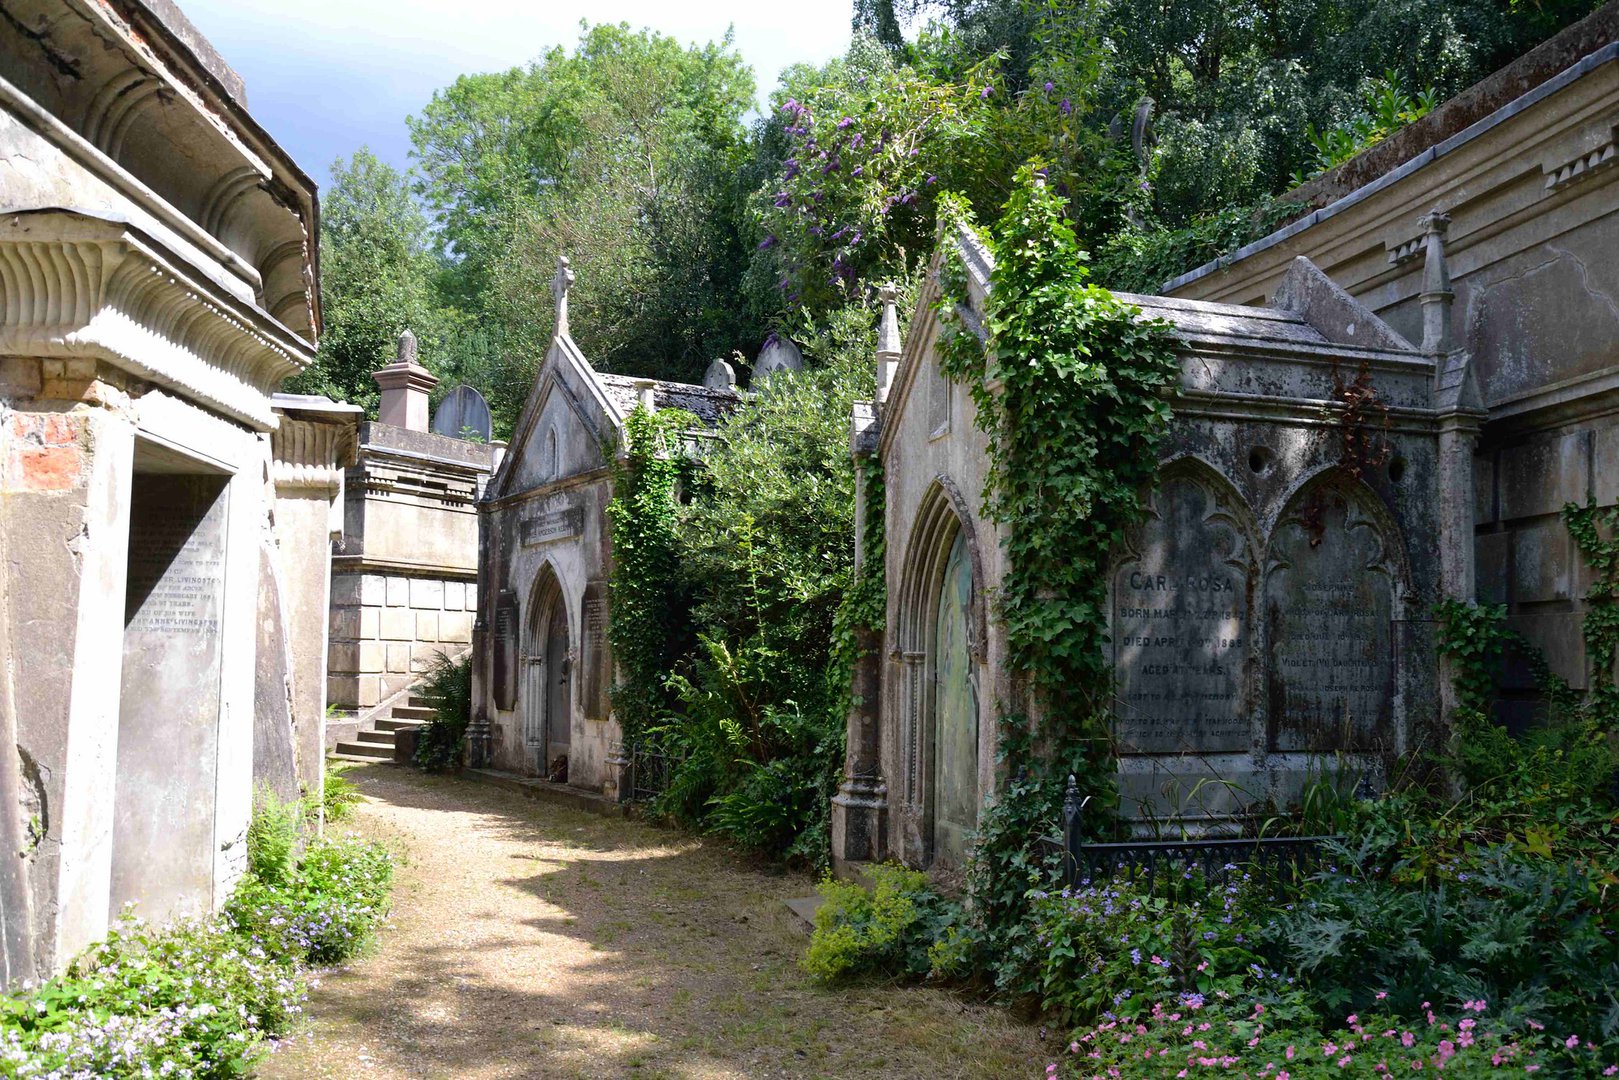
[1112,469,1255,755]
[253,546,299,805]
[1264,483,1397,753]
[113,473,229,924]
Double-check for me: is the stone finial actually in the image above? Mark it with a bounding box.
[1419,209,1454,355]
[875,283,902,405]
[551,255,575,339]
[396,328,418,364]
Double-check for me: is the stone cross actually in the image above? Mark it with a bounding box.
[551,255,575,340]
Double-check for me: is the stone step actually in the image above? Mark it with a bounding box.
[408,695,433,709]
[333,740,393,760]
[355,729,396,746]
[392,705,437,722]
[375,717,426,733]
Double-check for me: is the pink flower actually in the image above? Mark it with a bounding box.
[1401,1032,1415,1048]
[1568,1036,1581,1049]
[1376,992,1388,1001]
[1287,1046,1296,1060]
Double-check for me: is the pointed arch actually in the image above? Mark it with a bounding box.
[892,476,986,866]
[1262,466,1410,755]
[1110,455,1260,758]
[521,561,573,775]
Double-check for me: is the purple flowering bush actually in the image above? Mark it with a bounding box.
[224,833,394,967]
[0,913,306,1078]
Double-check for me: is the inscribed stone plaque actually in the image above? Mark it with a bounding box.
[581,581,609,721]
[1264,485,1396,752]
[114,472,230,923]
[493,589,519,711]
[1112,471,1253,754]
[520,506,584,546]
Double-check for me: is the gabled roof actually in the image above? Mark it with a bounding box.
[595,374,740,426]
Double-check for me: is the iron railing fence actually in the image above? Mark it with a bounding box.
[1051,774,1343,891]
[625,740,684,805]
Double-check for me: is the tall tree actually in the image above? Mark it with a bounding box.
[291,148,455,414]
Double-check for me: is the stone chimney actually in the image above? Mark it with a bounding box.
[373,329,439,431]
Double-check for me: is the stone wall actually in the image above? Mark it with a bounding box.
[328,572,476,711]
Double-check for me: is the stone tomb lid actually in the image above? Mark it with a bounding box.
[431,385,494,442]
[595,373,740,427]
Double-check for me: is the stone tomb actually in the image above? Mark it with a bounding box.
[834,219,1478,869]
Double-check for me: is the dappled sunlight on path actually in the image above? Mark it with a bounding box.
[255,766,1043,1079]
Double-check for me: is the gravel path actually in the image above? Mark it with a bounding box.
[257,764,1045,1080]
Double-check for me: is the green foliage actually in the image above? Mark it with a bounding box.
[409,21,767,420]
[1566,497,1619,712]
[1435,598,1513,714]
[289,148,470,415]
[803,864,959,983]
[224,833,395,968]
[0,806,393,1078]
[413,650,473,771]
[322,764,364,823]
[245,786,303,888]
[1293,73,1440,183]
[606,406,696,747]
[1026,869,1279,1024]
[653,322,874,865]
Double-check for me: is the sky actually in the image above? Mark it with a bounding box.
[177,0,859,192]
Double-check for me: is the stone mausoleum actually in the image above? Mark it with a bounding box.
[833,9,1619,873]
[324,331,496,746]
[471,259,738,797]
[0,0,350,981]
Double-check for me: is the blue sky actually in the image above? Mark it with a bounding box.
[178,0,859,193]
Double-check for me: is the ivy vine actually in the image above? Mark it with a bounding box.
[605,406,696,746]
[1563,497,1619,716]
[932,166,1180,974]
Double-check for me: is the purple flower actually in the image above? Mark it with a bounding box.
[851,165,863,177]
[850,133,864,149]
[780,98,803,116]
[783,158,801,180]
[981,84,994,99]
[772,192,792,208]
[822,156,840,174]
[925,174,937,184]
[758,235,776,250]
[836,116,855,129]
[1044,80,1055,94]
[1060,97,1072,115]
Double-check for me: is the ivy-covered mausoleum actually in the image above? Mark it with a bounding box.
[834,21,1619,874]
[832,217,1478,872]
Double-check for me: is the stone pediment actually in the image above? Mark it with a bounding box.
[0,209,313,430]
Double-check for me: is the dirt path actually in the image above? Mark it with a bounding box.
[258,765,1046,1080]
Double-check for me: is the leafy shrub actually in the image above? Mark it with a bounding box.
[0,914,306,1078]
[1027,869,1282,1026]
[414,650,472,771]
[0,800,393,1077]
[1050,993,1595,1077]
[1292,73,1440,183]
[322,763,364,823]
[225,833,395,967]
[804,864,958,984]
[245,785,303,887]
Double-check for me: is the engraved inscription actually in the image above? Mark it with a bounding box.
[1265,487,1395,751]
[581,583,608,720]
[520,506,584,546]
[1112,471,1253,754]
[126,514,223,637]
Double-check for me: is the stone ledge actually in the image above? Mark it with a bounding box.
[462,769,625,818]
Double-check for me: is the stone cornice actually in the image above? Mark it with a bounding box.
[271,415,357,493]
[0,210,311,431]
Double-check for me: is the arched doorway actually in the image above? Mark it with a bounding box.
[522,568,571,780]
[931,529,978,865]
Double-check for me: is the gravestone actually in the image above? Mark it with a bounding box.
[430,384,494,443]
[581,580,610,721]
[1264,484,1396,752]
[114,473,230,921]
[753,335,804,382]
[1112,470,1254,754]
[703,358,737,390]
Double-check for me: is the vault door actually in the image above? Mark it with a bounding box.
[544,600,570,772]
[931,530,978,865]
